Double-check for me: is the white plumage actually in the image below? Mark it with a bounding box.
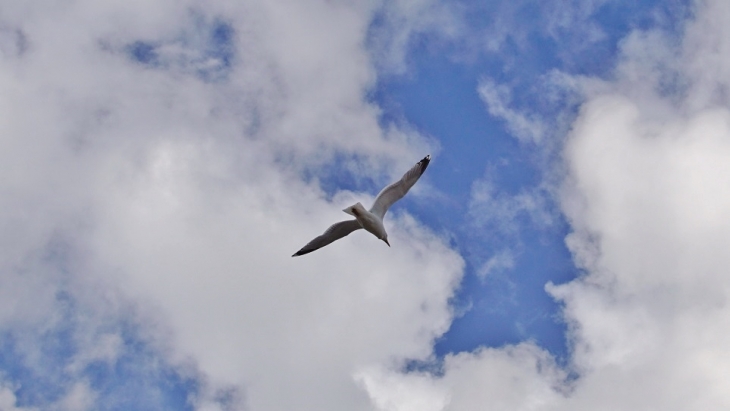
[292,155,431,257]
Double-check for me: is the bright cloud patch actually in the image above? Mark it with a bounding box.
[0,1,462,410]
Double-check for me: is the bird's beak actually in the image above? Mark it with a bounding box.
[384,238,390,247]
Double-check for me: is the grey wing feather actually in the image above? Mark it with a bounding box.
[292,219,362,256]
[369,155,430,219]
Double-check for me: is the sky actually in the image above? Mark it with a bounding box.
[1,0,730,410]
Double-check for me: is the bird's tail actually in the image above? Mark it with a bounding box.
[342,202,364,217]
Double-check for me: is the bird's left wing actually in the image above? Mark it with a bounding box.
[292,219,362,256]
[369,155,430,219]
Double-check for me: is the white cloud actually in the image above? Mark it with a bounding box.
[359,343,565,411]
[0,0,462,410]
[57,382,96,411]
[478,79,547,143]
[359,1,730,410]
[0,383,37,411]
[355,366,450,411]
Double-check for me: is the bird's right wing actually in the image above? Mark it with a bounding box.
[292,219,363,256]
[369,155,430,219]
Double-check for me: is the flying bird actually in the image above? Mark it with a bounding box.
[292,155,431,257]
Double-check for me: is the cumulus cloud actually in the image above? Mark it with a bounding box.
[359,343,565,411]
[0,0,463,410]
[358,0,730,410]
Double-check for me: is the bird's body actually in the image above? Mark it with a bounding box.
[292,155,431,256]
[343,202,389,245]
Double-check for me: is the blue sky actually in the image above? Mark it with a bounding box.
[3,0,730,410]
[371,0,687,362]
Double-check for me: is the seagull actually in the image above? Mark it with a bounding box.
[292,155,431,257]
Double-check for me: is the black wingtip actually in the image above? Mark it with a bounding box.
[418,154,431,175]
[292,248,315,257]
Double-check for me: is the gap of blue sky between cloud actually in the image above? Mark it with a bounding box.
[367,0,689,364]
